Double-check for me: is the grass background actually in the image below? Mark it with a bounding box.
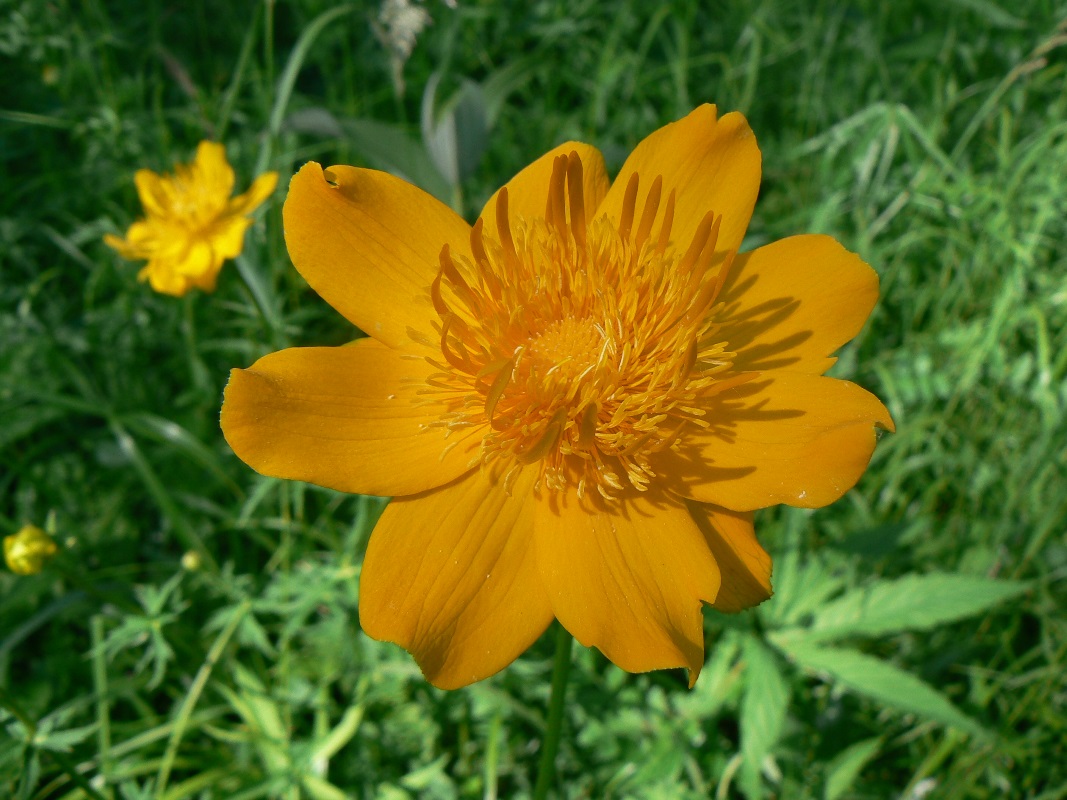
[2,0,1066,797]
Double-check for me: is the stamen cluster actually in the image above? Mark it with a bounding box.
[414,152,749,498]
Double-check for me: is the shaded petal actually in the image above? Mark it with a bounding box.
[719,235,880,374]
[228,171,278,217]
[284,162,472,348]
[477,143,610,231]
[174,238,217,278]
[211,216,254,261]
[104,230,145,260]
[134,169,172,218]
[655,371,894,511]
[597,104,761,256]
[359,466,552,689]
[686,502,772,613]
[221,338,483,496]
[534,487,720,686]
[140,260,191,297]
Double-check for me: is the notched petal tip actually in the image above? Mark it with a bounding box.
[284,161,469,348]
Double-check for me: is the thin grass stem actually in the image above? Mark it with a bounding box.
[532,624,574,800]
[155,599,251,797]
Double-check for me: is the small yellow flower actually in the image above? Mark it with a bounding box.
[4,525,58,575]
[222,105,893,689]
[105,141,277,297]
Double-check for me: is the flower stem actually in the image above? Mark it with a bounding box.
[532,624,574,800]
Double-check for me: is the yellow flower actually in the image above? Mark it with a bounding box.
[105,141,278,297]
[221,105,894,689]
[4,525,58,575]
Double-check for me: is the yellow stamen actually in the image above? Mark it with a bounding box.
[411,162,744,498]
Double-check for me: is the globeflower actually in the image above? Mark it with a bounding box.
[4,525,58,576]
[221,105,893,689]
[105,141,277,297]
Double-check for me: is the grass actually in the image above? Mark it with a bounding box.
[2,0,1066,797]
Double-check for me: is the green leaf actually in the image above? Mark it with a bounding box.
[120,412,242,498]
[283,108,456,202]
[258,3,358,174]
[302,774,352,800]
[779,642,988,738]
[824,737,881,800]
[421,73,489,187]
[739,637,789,799]
[804,573,1030,642]
[309,704,364,764]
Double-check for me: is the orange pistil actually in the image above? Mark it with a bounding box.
[414,151,750,498]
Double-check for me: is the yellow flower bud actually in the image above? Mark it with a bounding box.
[4,525,59,575]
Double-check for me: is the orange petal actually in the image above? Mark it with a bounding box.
[477,143,609,231]
[221,338,483,497]
[534,488,720,686]
[686,502,772,613]
[719,235,880,374]
[655,372,894,511]
[359,466,552,689]
[283,162,472,348]
[597,104,761,256]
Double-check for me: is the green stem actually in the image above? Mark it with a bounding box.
[532,625,574,800]
[91,616,114,800]
[155,599,250,797]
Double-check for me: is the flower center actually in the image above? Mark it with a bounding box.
[415,151,751,498]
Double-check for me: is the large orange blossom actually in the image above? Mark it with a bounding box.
[221,105,893,689]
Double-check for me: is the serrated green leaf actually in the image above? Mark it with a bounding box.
[761,550,845,628]
[780,642,988,738]
[824,737,881,800]
[36,722,98,752]
[739,637,789,800]
[805,573,1030,643]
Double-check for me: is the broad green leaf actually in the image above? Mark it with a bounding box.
[804,573,1030,643]
[780,642,987,738]
[824,737,881,800]
[284,107,453,203]
[345,118,453,203]
[739,637,789,800]
[421,73,489,187]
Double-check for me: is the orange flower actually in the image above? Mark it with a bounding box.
[105,141,277,297]
[221,105,893,689]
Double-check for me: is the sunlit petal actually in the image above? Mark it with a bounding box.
[360,466,552,689]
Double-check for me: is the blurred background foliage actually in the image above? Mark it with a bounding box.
[2,0,1066,797]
